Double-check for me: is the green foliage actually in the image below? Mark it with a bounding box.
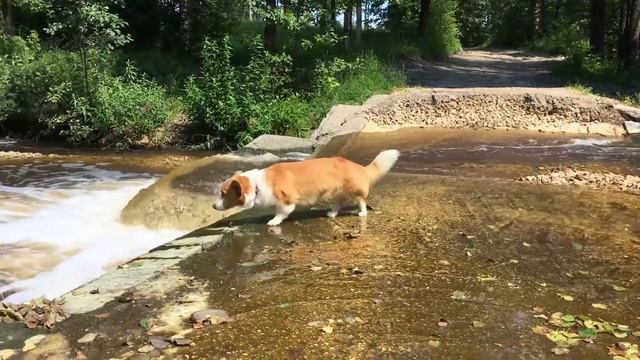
[184,36,293,148]
[185,35,405,149]
[44,0,131,52]
[1,34,175,146]
[421,0,462,58]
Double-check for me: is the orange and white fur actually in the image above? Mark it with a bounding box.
[213,150,399,226]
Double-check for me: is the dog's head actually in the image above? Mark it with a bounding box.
[213,171,254,211]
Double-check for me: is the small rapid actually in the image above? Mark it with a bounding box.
[0,160,182,303]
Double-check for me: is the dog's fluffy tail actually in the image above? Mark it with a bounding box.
[366,149,400,184]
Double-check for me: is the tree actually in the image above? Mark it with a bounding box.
[45,0,131,94]
[618,0,640,69]
[590,0,605,55]
[1,0,15,35]
[531,0,542,38]
[417,0,432,38]
[264,0,277,51]
[356,0,362,45]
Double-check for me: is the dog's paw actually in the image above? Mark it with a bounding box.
[267,218,283,226]
[358,211,368,217]
[327,210,338,218]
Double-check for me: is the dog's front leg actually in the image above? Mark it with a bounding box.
[267,203,296,226]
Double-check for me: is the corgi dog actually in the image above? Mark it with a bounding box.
[213,149,400,226]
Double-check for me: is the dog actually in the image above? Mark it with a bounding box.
[213,150,400,226]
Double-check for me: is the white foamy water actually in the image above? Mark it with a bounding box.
[0,163,182,303]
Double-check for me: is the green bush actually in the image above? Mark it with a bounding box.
[0,57,16,123]
[421,0,462,59]
[2,34,177,147]
[184,36,293,148]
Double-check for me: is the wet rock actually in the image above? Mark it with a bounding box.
[149,336,171,350]
[189,309,232,326]
[171,338,193,347]
[244,135,316,154]
[76,333,97,344]
[137,344,155,353]
[518,167,640,193]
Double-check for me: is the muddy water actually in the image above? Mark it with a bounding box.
[11,129,640,359]
[0,145,202,303]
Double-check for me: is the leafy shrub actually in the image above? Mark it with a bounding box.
[421,0,462,59]
[184,36,293,148]
[92,64,179,147]
[2,34,176,146]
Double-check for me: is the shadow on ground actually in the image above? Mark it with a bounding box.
[404,49,563,88]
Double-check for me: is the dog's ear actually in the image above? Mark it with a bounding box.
[233,171,242,176]
[230,176,249,205]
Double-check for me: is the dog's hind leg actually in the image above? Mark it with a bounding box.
[267,203,296,226]
[327,202,341,218]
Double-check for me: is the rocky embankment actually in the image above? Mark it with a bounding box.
[518,167,640,193]
[362,88,634,136]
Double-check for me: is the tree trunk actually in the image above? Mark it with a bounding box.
[364,0,369,30]
[417,0,432,39]
[264,0,278,52]
[618,0,640,69]
[531,0,542,38]
[344,5,352,50]
[3,0,14,35]
[355,0,362,46]
[330,0,336,24]
[590,0,606,55]
[248,0,253,21]
[181,0,195,50]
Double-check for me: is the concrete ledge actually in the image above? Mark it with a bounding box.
[244,134,316,154]
[58,234,223,315]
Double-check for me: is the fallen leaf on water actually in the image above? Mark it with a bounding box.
[94,312,110,319]
[310,266,322,271]
[557,293,574,302]
[22,334,47,352]
[307,321,323,327]
[551,347,570,355]
[139,318,152,330]
[0,350,18,360]
[137,345,154,353]
[591,303,608,309]
[428,340,441,348]
[632,331,640,337]
[532,306,545,313]
[613,285,628,292]
[532,325,551,335]
[472,320,486,328]
[522,242,531,247]
[451,291,468,301]
[437,318,449,327]
[372,299,383,305]
[77,333,97,344]
[76,351,87,359]
[533,314,549,320]
[608,342,639,358]
[477,275,497,282]
[279,303,291,309]
[321,325,334,334]
[438,260,450,266]
[613,330,628,339]
[373,265,384,270]
[578,328,596,338]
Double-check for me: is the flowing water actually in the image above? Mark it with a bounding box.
[0,144,202,303]
[0,129,638,307]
